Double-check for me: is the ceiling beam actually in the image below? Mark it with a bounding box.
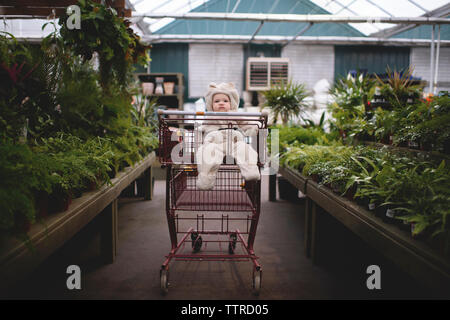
[364,0,393,17]
[133,12,450,25]
[141,33,450,47]
[248,21,264,43]
[406,0,428,14]
[0,7,131,18]
[369,2,450,38]
[281,22,314,48]
[231,0,241,13]
[335,0,357,15]
[334,0,359,16]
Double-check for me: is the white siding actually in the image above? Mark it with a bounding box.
[281,44,334,127]
[281,44,335,92]
[189,44,244,98]
[410,47,450,93]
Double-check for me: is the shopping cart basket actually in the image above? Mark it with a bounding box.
[158,109,268,295]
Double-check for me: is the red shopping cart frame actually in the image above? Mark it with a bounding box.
[158,110,267,295]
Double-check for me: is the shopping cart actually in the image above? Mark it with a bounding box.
[158,109,268,295]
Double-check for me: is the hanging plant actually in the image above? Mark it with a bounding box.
[58,0,151,87]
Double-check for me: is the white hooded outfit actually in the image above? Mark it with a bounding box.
[196,82,260,190]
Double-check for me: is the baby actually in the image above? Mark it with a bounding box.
[196,82,260,190]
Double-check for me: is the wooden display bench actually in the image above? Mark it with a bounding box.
[0,152,156,294]
[272,166,450,294]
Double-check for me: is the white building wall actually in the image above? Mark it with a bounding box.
[281,44,335,92]
[188,44,244,98]
[410,47,450,93]
[281,44,335,126]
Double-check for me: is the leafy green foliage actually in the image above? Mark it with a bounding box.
[328,68,449,154]
[131,93,159,131]
[280,143,450,251]
[0,33,40,143]
[0,143,54,232]
[271,125,332,151]
[0,6,157,238]
[58,0,151,87]
[277,69,450,252]
[328,72,375,138]
[394,95,450,153]
[262,80,310,125]
[374,66,422,109]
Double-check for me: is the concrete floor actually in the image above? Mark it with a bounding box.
[5,173,437,300]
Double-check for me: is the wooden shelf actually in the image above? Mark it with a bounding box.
[135,73,184,109]
[0,152,156,294]
[277,165,450,294]
[145,94,179,97]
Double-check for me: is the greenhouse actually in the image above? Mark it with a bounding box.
[0,0,450,305]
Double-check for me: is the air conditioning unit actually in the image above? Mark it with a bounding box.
[246,57,290,91]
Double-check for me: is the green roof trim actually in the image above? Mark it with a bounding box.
[155,0,365,37]
[390,16,450,40]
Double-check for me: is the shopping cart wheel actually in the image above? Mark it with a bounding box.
[228,233,237,254]
[191,232,203,253]
[160,268,169,295]
[252,269,262,296]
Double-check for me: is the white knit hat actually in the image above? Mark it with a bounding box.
[204,82,239,111]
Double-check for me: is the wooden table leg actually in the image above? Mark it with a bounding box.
[304,198,312,258]
[310,201,324,265]
[269,173,277,202]
[144,166,153,201]
[101,199,118,264]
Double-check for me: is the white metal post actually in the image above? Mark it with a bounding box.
[429,24,435,94]
[433,25,441,94]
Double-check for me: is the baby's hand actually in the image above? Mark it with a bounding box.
[232,130,245,143]
[242,126,259,137]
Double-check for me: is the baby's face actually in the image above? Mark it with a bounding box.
[212,93,231,112]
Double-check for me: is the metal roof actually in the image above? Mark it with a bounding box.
[2,0,449,42]
[130,0,450,37]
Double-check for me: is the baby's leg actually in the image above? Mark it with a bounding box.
[233,140,260,181]
[196,142,224,190]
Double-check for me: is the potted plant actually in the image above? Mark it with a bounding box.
[328,72,375,142]
[375,66,422,110]
[262,80,310,125]
[163,82,175,94]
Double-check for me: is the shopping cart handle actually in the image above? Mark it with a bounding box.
[158,109,267,117]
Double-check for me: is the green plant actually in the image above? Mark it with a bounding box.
[0,143,55,234]
[34,133,115,195]
[371,107,396,143]
[331,72,375,109]
[328,72,375,138]
[0,33,38,143]
[394,95,450,152]
[58,0,151,87]
[0,11,159,241]
[393,161,450,252]
[270,125,331,151]
[262,80,310,125]
[374,66,422,109]
[303,111,326,130]
[131,93,159,130]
